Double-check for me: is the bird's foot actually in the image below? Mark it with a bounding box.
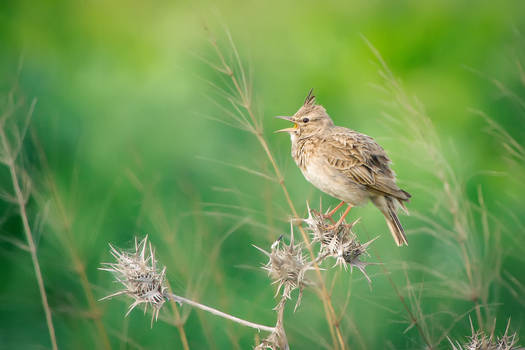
[322,214,336,224]
[324,204,353,231]
[323,201,345,219]
[323,201,345,222]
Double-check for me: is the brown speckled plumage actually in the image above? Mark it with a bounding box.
[276,89,411,246]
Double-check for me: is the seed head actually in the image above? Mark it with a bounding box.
[304,204,377,283]
[254,223,314,311]
[450,319,524,350]
[255,326,289,350]
[99,236,168,325]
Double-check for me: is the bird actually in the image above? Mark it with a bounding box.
[275,89,411,246]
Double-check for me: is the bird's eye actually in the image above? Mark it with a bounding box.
[302,117,310,123]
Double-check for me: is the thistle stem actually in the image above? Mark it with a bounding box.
[166,293,276,333]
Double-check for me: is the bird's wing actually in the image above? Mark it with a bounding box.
[321,130,404,198]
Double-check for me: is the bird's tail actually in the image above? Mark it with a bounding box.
[373,196,408,247]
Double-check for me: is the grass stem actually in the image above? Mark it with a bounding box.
[31,129,112,350]
[0,99,58,350]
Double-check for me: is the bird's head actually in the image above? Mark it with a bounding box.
[275,89,334,138]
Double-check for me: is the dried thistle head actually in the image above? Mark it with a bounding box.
[255,326,289,350]
[254,223,314,311]
[99,236,168,325]
[304,204,377,283]
[450,319,524,350]
[255,297,289,350]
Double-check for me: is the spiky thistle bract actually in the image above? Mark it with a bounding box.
[99,236,168,326]
[254,223,315,311]
[304,204,377,282]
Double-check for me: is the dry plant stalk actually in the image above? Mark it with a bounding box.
[0,91,58,350]
[201,28,352,350]
[31,130,112,350]
[363,37,460,348]
[364,35,509,346]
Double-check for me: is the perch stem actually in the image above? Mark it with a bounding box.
[166,293,275,333]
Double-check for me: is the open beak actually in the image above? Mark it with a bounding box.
[275,116,298,133]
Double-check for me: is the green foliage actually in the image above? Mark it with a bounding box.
[1,0,525,349]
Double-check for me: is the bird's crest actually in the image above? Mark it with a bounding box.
[304,88,316,106]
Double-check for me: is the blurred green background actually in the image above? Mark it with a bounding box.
[1,0,525,349]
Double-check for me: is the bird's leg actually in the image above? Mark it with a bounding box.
[324,201,345,218]
[332,204,353,229]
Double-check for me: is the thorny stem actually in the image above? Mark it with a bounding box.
[275,296,290,349]
[166,293,276,333]
[31,130,112,350]
[0,100,58,350]
[208,35,348,350]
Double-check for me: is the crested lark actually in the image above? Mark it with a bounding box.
[276,89,411,246]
